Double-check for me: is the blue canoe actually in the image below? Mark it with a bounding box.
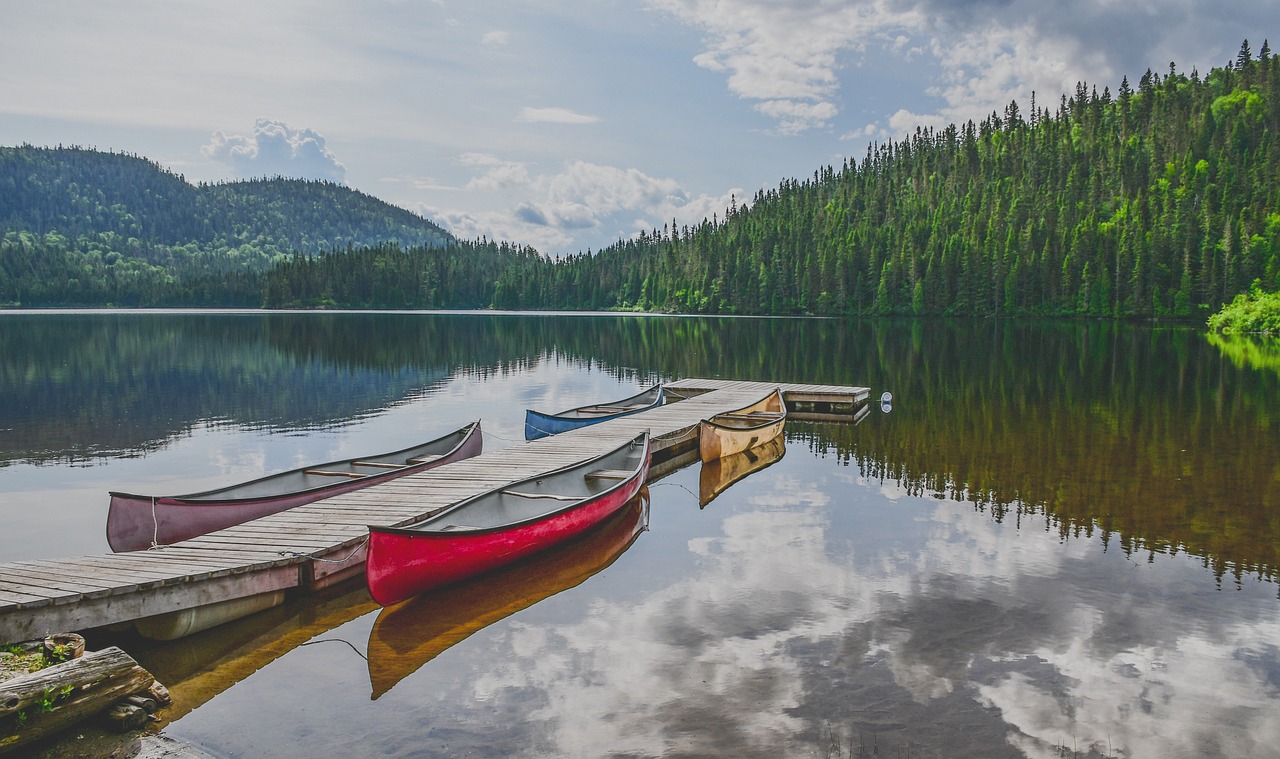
[524,384,664,440]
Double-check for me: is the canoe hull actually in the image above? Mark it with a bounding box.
[524,385,663,440]
[367,434,651,606]
[698,388,786,461]
[107,422,483,552]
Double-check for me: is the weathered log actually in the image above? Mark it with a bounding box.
[0,646,157,755]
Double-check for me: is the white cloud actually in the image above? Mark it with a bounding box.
[422,157,741,254]
[516,106,601,124]
[460,154,532,191]
[202,118,346,183]
[650,0,925,133]
[924,24,1097,126]
[481,29,509,46]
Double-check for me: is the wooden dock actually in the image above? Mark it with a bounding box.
[0,379,868,643]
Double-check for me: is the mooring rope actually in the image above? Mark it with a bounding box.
[147,496,166,550]
[298,637,368,661]
[278,536,370,563]
[649,481,699,502]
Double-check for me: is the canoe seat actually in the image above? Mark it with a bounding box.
[585,469,632,480]
[405,454,441,464]
[303,469,367,478]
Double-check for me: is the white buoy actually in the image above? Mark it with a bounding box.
[880,391,893,404]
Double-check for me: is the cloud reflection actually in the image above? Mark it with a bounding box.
[447,464,1280,757]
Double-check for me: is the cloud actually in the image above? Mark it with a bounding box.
[201,118,346,183]
[652,0,1274,140]
[516,106,601,124]
[422,157,742,254]
[481,29,509,46]
[650,0,924,133]
[460,154,532,191]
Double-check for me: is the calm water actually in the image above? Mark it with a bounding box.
[2,311,1278,758]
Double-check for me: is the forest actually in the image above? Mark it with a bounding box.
[0,147,450,306]
[3,42,1278,317]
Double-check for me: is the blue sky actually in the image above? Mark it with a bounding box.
[2,1,1275,255]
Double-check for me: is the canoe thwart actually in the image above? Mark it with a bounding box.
[585,469,634,480]
[302,470,368,479]
[351,461,408,469]
[405,454,442,464]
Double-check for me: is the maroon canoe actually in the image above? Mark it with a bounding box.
[366,432,651,606]
[107,421,483,552]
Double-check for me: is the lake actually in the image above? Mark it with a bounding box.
[1,311,1278,758]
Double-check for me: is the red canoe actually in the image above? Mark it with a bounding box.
[107,421,483,552]
[366,492,649,699]
[366,432,651,606]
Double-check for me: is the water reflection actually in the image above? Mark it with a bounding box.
[698,437,785,507]
[2,312,1278,758]
[1206,332,1280,378]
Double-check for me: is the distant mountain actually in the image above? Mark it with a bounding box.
[0,145,451,306]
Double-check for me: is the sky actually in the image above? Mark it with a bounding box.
[1,1,1276,256]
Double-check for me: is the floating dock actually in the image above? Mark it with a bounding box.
[0,379,868,643]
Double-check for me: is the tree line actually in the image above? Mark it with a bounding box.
[4,42,1278,316]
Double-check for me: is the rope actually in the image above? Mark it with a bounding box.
[147,496,166,550]
[278,536,370,563]
[298,638,368,661]
[650,481,699,502]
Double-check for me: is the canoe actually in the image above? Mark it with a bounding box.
[698,388,786,461]
[106,421,483,552]
[366,492,648,699]
[366,432,651,606]
[524,384,664,440]
[698,435,785,507]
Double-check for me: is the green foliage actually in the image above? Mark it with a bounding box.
[1207,280,1280,333]
[0,146,451,306]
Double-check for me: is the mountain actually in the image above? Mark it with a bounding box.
[0,146,451,306]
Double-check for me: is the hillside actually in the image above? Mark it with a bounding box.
[477,43,1279,318]
[0,146,450,306]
